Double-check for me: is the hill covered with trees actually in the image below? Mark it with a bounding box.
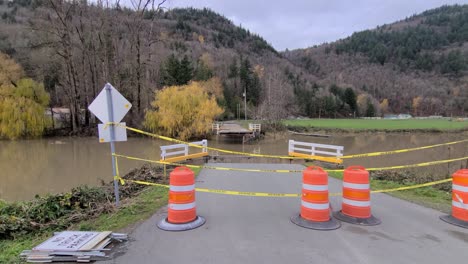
[285,5,468,117]
[0,0,313,136]
[0,1,467,138]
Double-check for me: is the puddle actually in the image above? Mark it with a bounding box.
[345,225,402,242]
[447,230,468,243]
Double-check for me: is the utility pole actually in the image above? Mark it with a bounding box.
[244,88,247,120]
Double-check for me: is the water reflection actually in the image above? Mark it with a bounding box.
[0,131,466,201]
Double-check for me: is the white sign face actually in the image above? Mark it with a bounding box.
[33,231,100,251]
[98,122,127,143]
[88,83,131,123]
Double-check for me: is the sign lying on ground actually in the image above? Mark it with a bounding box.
[33,231,110,251]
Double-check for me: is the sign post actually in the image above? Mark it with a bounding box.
[105,85,120,206]
[89,83,131,207]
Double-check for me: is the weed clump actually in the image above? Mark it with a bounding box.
[370,170,452,192]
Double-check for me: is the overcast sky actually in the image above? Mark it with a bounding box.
[164,0,468,51]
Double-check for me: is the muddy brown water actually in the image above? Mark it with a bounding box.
[0,132,467,201]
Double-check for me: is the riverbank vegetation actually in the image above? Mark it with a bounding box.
[0,164,173,263]
[284,118,468,132]
[0,52,51,139]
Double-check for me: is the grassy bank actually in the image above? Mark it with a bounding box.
[0,186,169,263]
[0,165,200,263]
[284,118,468,131]
[328,171,452,213]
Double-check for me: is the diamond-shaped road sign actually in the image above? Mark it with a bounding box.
[88,83,131,123]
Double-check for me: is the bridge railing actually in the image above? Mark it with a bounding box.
[249,123,261,132]
[288,140,343,164]
[212,123,220,135]
[160,140,208,163]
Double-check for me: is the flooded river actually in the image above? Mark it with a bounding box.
[1,131,467,201]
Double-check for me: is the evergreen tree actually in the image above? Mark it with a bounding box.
[344,88,357,115]
[194,60,213,81]
[178,55,193,84]
[366,99,376,117]
[160,54,193,87]
[239,58,261,106]
[441,50,466,75]
[160,54,179,87]
[228,59,238,78]
[324,95,337,116]
[249,73,261,106]
[239,58,251,89]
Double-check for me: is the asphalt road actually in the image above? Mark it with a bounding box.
[105,163,468,264]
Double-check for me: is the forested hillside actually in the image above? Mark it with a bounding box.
[0,1,467,137]
[0,0,316,135]
[285,5,468,117]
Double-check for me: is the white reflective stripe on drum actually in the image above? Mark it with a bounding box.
[452,200,467,210]
[303,183,328,191]
[452,184,468,193]
[170,184,195,192]
[343,182,370,190]
[169,202,196,210]
[342,198,371,207]
[301,200,329,210]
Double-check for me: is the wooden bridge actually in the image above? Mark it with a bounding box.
[212,122,261,143]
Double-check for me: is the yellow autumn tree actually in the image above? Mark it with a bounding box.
[379,99,389,115]
[0,53,51,139]
[0,52,23,86]
[412,96,423,116]
[198,34,205,44]
[356,94,369,115]
[144,80,223,140]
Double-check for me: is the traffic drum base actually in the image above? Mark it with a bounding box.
[333,211,381,226]
[440,215,468,229]
[290,213,341,230]
[157,216,206,231]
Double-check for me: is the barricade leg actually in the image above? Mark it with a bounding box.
[333,166,381,226]
[157,167,206,231]
[291,166,341,230]
[440,169,468,229]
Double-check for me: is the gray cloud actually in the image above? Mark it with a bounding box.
[165,0,468,50]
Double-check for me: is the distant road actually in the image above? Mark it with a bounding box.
[105,163,468,264]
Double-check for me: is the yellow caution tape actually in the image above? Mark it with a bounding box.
[361,156,468,171]
[370,178,452,193]
[112,123,304,160]
[113,152,468,173]
[342,139,468,159]
[113,156,125,185]
[112,153,303,173]
[114,176,452,198]
[109,122,467,161]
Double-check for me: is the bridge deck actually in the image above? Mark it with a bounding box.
[218,123,252,135]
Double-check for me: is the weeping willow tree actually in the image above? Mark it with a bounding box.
[0,53,51,139]
[145,79,224,140]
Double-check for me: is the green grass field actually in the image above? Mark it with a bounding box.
[283,118,468,131]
